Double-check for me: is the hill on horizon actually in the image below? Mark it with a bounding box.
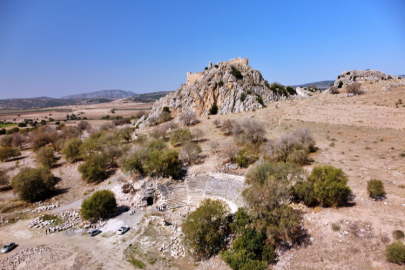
[61,90,136,99]
[292,80,334,90]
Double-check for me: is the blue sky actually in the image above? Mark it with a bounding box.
[0,0,404,99]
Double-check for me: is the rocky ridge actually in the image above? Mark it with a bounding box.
[332,70,401,87]
[141,57,292,127]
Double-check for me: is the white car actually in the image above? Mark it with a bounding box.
[88,229,101,237]
[117,226,130,235]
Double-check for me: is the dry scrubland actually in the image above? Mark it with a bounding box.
[0,85,405,269]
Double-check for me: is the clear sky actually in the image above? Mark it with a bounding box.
[0,0,404,99]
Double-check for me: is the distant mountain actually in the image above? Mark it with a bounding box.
[125,91,173,103]
[0,97,113,110]
[398,75,405,78]
[61,90,136,99]
[292,80,334,90]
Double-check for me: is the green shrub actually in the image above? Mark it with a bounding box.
[240,92,247,102]
[205,67,208,70]
[11,167,56,202]
[81,190,117,220]
[78,154,108,183]
[162,106,170,113]
[236,149,249,168]
[286,86,297,95]
[182,199,229,259]
[0,128,6,135]
[209,104,218,115]
[293,181,316,206]
[392,230,405,240]
[214,64,218,68]
[218,81,224,87]
[256,96,263,105]
[0,169,10,186]
[61,138,82,162]
[36,147,56,168]
[338,81,343,88]
[386,241,405,264]
[367,180,385,198]
[0,146,21,162]
[247,90,252,94]
[231,66,243,80]
[170,128,192,146]
[309,165,351,207]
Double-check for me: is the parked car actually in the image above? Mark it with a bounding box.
[88,229,101,237]
[117,226,130,235]
[1,243,15,253]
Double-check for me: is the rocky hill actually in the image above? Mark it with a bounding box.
[124,91,172,103]
[144,57,294,125]
[293,80,334,90]
[332,70,401,87]
[61,90,136,99]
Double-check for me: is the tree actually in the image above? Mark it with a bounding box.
[170,128,192,146]
[367,179,385,198]
[309,165,351,207]
[210,141,220,154]
[0,169,10,186]
[31,132,51,151]
[36,147,56,168]
[11,167,56,202]
[223,143,239,162]
[213,119,221,128]
[386,241,405,264]
[179,110,197,126]
[81,190,117,220]
[12,133,25,150]
[192,128,205,143]
[346,82,362,95]
[0,135,13,147]
[78,154,108,183]
[0,146,21,162]
[61,138,82,162]
[179,142,202,164]
[78,121,91,131]
[182,199,229,259]
[209,104,218,115]
[221,119,235,135]
[119,127,133,143]
[233,119,266,145]
[243,161,304,245]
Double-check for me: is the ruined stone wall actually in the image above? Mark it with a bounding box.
[186,72,203,85]
[218,57,249,66]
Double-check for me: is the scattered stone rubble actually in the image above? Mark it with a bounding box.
[27,217,56,228]
[31,202,59,213]
[0,247,53,270]
[49,210,81,233]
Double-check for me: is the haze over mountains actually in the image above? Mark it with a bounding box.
[61,90,136,99]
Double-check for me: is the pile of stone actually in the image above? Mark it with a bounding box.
[31,202,59,213]
[48,210,81,233]
[0,246,52,270]
[159,236,186,259]
[27,217,56,228]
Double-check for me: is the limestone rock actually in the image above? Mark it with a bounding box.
[332,69,400,88]
[143,57,295,126]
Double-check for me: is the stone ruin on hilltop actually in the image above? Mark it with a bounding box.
[138,57,294,128]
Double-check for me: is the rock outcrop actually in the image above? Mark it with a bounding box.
[332,70,400,87]
[142,57,291,127]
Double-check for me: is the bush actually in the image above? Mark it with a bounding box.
[331,223,341,232]
[231,66,243,80]
[309,165,351,207]
[221,119,235,135]
[31,132,51,151]
[346,82,362,95]
[0,169,10,186]
[386,241,405,264]
[236,149,249,168]
[61,138,82,162]
[0,128,6,135]
[233,119,265,145]
[367,180,385,199]
[0,146,21,162]
[179,110,197,126]
[170,128,192,146]
[209,104,218,115]
[81,190,117,220]
[338,81,343,88]
[56,123,65,130]
[36,147,56,168]
[182,199,229,259]
[218,81,224,87]
[162,106,170,113]
[179,142,202,164]
[293,181,316,206]
[11,167,56,202]
[392,230,405,240]
[240,92,247,102]
[329,86,339,94]
[256,96,264,105]
[286,86,297,95]
[78,154,108,183]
